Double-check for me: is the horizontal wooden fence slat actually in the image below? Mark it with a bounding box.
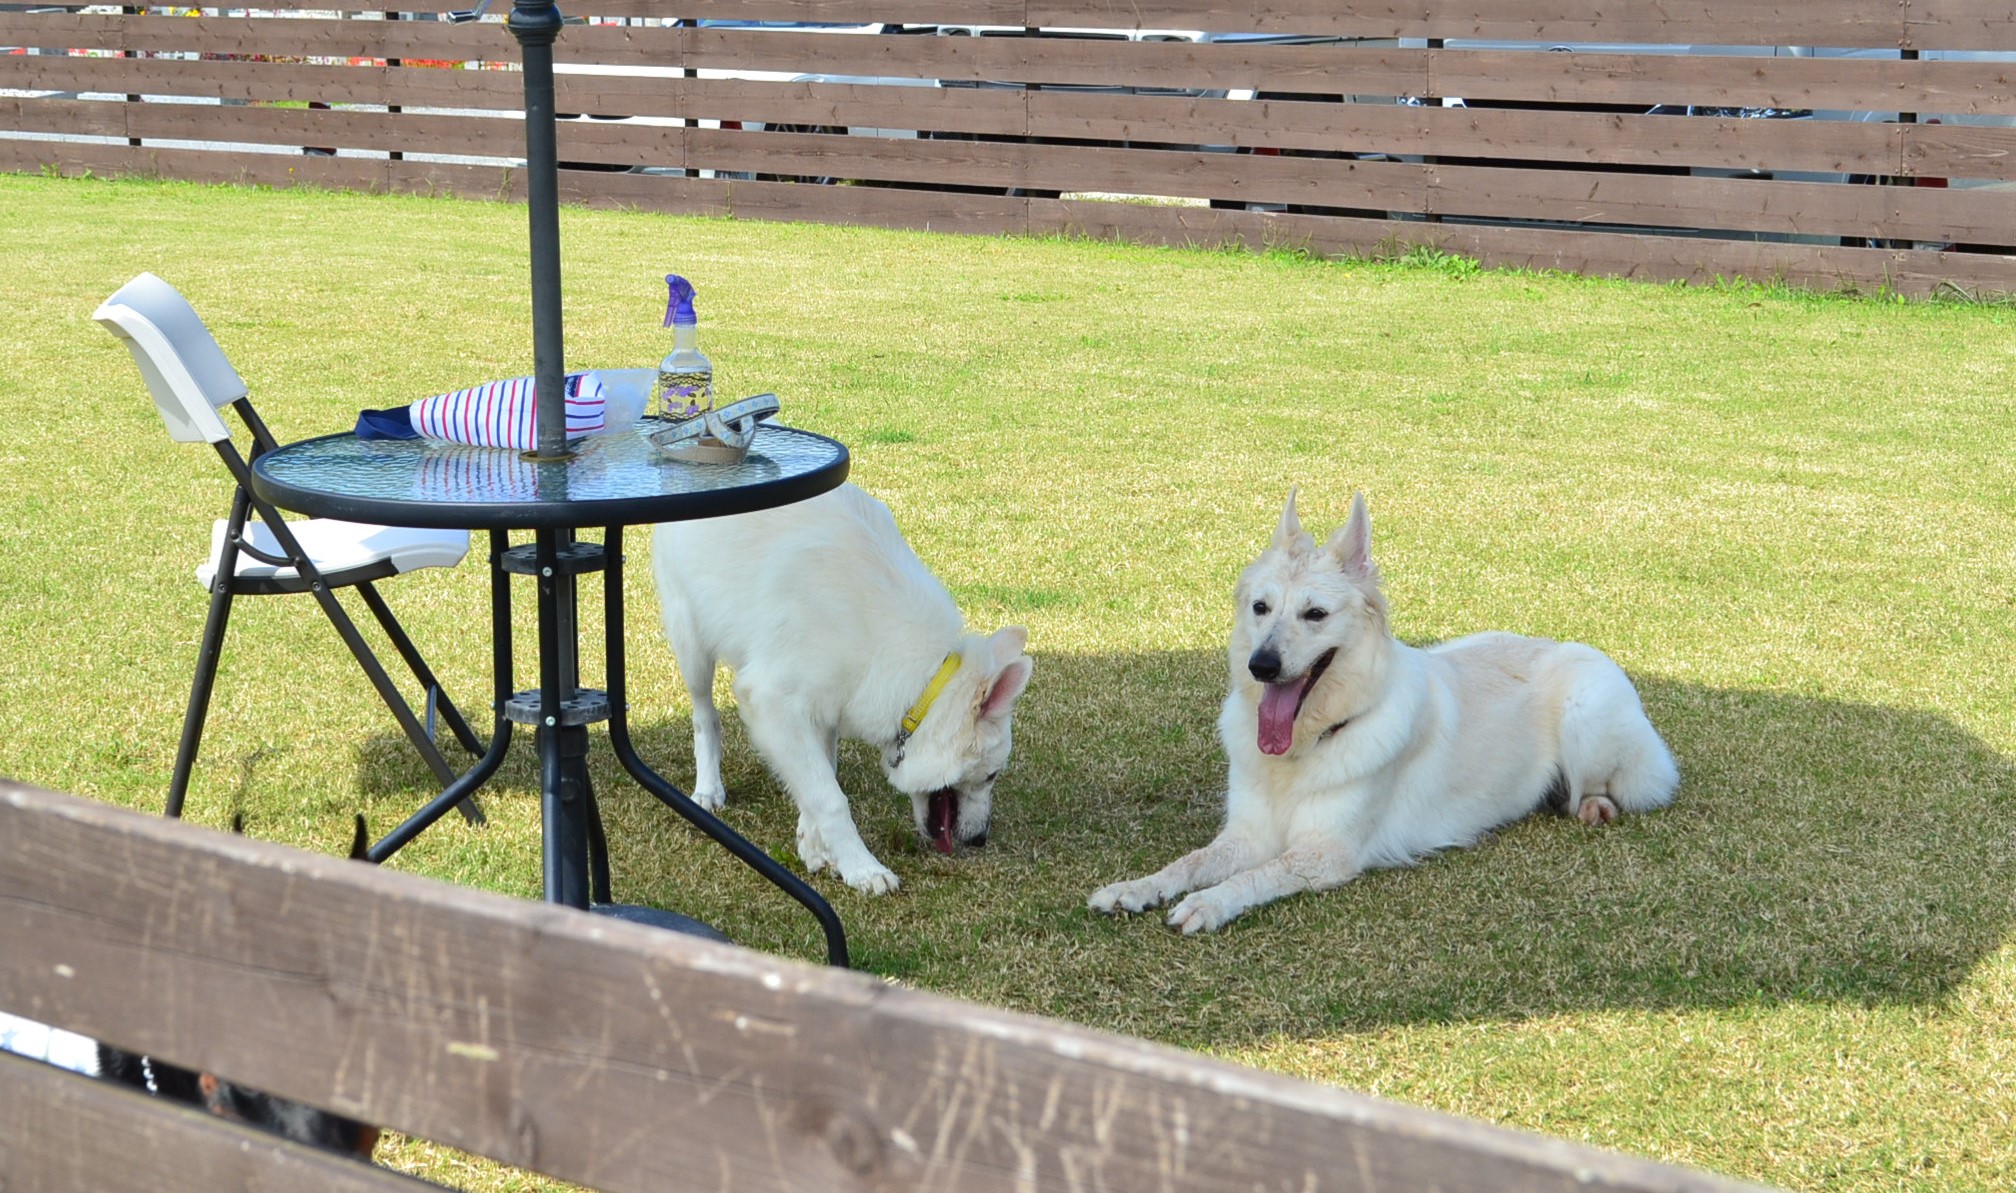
[0,14,519,63]
[7,131,2016,298]
[168,0,2010,51]
[0,1050,443,1192]
[513,126,2000,246]
[1041,0,2016,50]
[1428,48,2016,116]
[0,781,1775,1193]
[13,58,2016,183]
[0,97,548,159]
[9,18,2015,118]
[1031,196,2016,293]
[1016,96,1959,180]
[313,0,2016,53]
[0,54,529,111]
[3,110,2008,246]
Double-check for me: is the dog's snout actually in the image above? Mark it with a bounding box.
[1248,649,1282,683]
[963,830,988,849]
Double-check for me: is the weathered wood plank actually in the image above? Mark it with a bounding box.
[0,136,402,190]
[1034,197,2016,294]
[647,128,2016,247]
[12,60,2016,184]
[0,142,2005,294]
[1426,48,2016,116]
[168,0,2005,53]
[4,98,2001,248]
[6,21,2013,117]
[0,14,515,63]
[1016,96,1940,179]
[1,781,1776,1193]
[0,1050,443,1192]
[0,54,528,110]
[0,97,534,158]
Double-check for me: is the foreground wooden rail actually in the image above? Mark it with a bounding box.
[0,781,1773,1192]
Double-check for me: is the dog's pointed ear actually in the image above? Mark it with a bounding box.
[1272,486,1308,552]
[349,814,372,863]
[988,625,1029,668]
[1325,491,1373,574]
[980,627,1032,721]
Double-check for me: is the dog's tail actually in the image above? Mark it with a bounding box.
[1586,720,1680,813]
[1558,654,1680,816]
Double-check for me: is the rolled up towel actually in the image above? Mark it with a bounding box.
[358,368,650,450]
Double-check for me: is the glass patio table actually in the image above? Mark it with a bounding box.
[250,422,852,966]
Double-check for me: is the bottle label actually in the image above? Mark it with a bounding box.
[657,368,713,419]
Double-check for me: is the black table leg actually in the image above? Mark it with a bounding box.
[586,783,612,906]
[371,524,841,963]
[539,722,593,909]
[533,529,591,908]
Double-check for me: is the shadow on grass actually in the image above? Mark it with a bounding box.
[345,648,2016,1047]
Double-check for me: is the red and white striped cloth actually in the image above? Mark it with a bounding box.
[409,371,608,450]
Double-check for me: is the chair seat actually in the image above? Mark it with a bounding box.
[198,518,470,587]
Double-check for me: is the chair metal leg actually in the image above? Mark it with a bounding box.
[166,578,235,820]
[236,489,483,825]
[354,579,486,757]
[317,585,485,825]
[365,529,518,863]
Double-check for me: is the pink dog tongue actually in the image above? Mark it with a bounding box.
[928,791,957,854]
[1258,680,1306,755]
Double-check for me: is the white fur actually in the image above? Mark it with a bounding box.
[652,483,1033,894]
[1089,489,1678,933]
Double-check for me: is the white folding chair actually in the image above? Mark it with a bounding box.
[94,272,484,823]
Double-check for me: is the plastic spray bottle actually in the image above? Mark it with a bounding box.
[657,274,713,418]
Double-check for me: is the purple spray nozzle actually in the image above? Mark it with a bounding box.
[664,274,697,327]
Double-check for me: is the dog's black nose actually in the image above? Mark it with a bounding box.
[1249,649,1282,683]
[962,830,988,849]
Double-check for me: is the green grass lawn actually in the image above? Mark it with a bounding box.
[3,174,2013,1192]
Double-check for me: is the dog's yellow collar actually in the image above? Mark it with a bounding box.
[900,652,964,739]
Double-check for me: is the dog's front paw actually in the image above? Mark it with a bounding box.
[796,820,836,875]
[690,785,727,813]
[842,862,901,896]
[1088,877,1169,915]
[1168,888,1242,935]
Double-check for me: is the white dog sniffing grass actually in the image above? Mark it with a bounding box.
[1090,489,1678,933]
[652,483,1033,895]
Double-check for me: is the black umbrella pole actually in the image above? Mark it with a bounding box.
[510,0,570,461]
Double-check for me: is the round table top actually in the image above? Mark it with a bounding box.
[250,421,850,530]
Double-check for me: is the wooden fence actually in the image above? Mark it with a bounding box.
[3,2,2014,296]
[0,779,1777,1192]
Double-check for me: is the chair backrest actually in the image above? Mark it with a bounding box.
[94,273,248,445]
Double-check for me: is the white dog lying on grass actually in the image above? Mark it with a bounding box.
[652,483,1033,895]
[1091,489,1679,933]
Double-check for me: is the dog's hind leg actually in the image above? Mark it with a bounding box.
[654,534,730,811]
[1165,842,1361,934]
[664,616,729,811]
